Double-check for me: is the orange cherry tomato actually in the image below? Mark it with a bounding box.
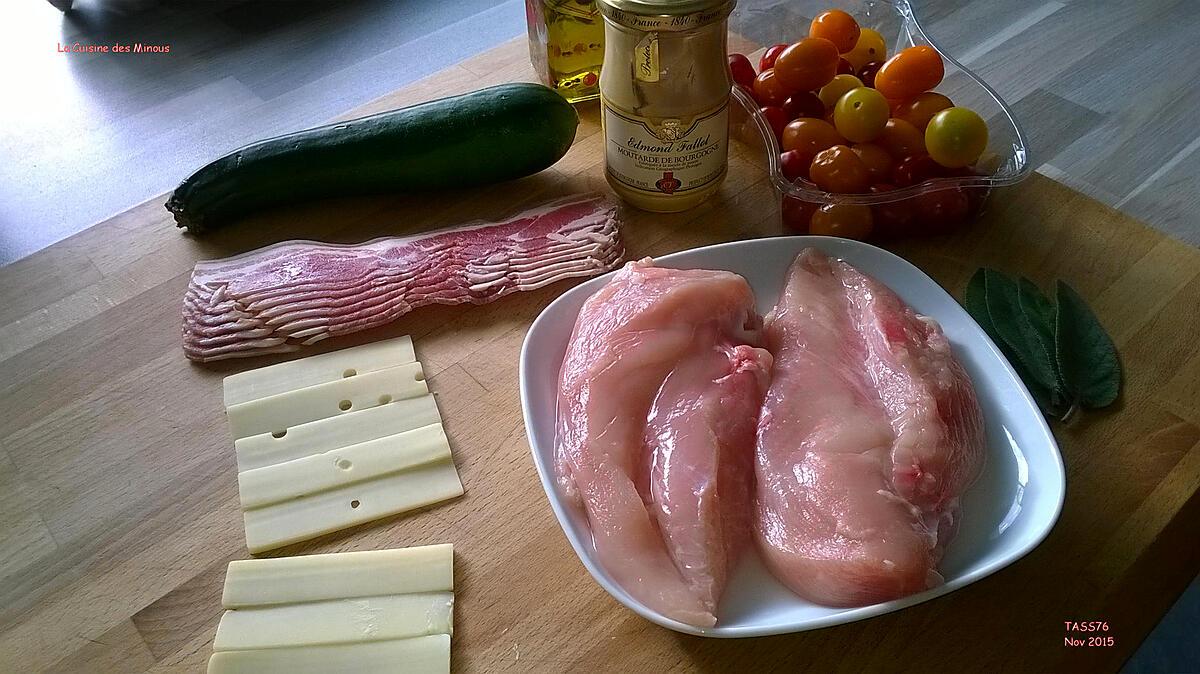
[752,69,790,108]
[873,45,945,100]
[833,86,890,143]
[810,204,874,239]
[809,145,871,194]
[894,92,954,131]
[781,118,845,155]
[844,28,886,71]
[773,37,840,93]
[877,118,926,159]
[851,143,894,182]
[809,10,861,53]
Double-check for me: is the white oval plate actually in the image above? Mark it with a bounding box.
[519,236,1065,638]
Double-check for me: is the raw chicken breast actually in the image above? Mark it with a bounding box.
[755,248,984,607]
[555,260,772,626]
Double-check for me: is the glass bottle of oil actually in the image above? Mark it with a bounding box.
[525,0,604,103]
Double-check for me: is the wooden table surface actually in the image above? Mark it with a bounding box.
[2,39,1198,673]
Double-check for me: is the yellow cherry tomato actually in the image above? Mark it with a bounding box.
[843,28,887,72]
[925,107,988,168]
[818,74,863,109]
[833,87,890,143]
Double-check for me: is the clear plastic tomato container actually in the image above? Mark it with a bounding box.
[728,0,1030,236]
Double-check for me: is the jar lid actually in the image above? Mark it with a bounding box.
[597,0,734,30]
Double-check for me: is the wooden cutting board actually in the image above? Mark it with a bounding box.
[1,38,1197,673]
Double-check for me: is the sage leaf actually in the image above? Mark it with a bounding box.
[1055,281,1121,408]
[963,269,1065,417]
[982,269,1060,394]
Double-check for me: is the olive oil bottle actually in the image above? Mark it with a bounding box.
[525,0,604,103]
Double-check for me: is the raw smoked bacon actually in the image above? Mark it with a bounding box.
[182,194,623,362]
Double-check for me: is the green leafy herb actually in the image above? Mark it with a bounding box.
[1054,280,1121,410]
[962,269,1121,421]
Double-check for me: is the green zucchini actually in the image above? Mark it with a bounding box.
[166,83,579,233]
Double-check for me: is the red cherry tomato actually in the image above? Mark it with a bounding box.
[781,118,845,155]
[783,92,825,120]
[809,10,861,53]
[858,60,883,88]
[809,145,871,194]
[773,37,840,93]
[810,204,873,239]
[780,149,814,182]
[760,43,788,71]
[914,187,970,232]
[878,118,926,159]
[837,58,855,75]
[851,143,894,182]
[782,194,818,233]
[752,69,790,107]
[760,106,788,141]
[874,45,945,100]
[892,154,944,187]
[868,183,915,238]
[728,53,756,89]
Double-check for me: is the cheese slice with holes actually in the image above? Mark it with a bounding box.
[206,635,450,674]
[212,592,453,650]
[222,544,452,608]
[226,362,427,440]
[242,460,463,553]
[237,424,449,509]
[234,396,442,471]
[222,336,415,407]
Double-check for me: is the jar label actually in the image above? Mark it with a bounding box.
[634,32,659,82]
[602,100,729,197]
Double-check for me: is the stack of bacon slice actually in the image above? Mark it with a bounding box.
[183,194,623,362]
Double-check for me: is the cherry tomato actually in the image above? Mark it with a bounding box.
[752,69,789,108]
[844,27,886,71]
[728,53,756,90]
[810,10,861,53]
[783,92,825,120]
[833,87,890,143]
[925,107,989,168]
[781,194,818,232]
[781,118,845,155]
[817,73,863,109]
[774,37,840,93]
[878,118,926,159]
[858,60,883,88]
[780,149,814,182]
[874,45,944,100]
[758,106,787,141]
[810,204,873,239]
[891,154,944,187]
[837,58,855,75]
[851,143,894,182]
[809,145,871,194]
[760,43,788,71]
[868,183,915,238]
[914,187,970,232]
[894,92,953,131]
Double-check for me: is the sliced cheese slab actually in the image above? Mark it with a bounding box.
[212,592,453,651]
[238,424,449,509]
[226,361,427,440]
[222,335,415,407]
[234,395,442,471]
[207,635,450,674]
[243,460,463,553]
[222,544,452,608]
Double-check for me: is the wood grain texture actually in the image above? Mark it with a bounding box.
[1,38,1198,673]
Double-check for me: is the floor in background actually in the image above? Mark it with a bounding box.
[0,0,1196,669]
